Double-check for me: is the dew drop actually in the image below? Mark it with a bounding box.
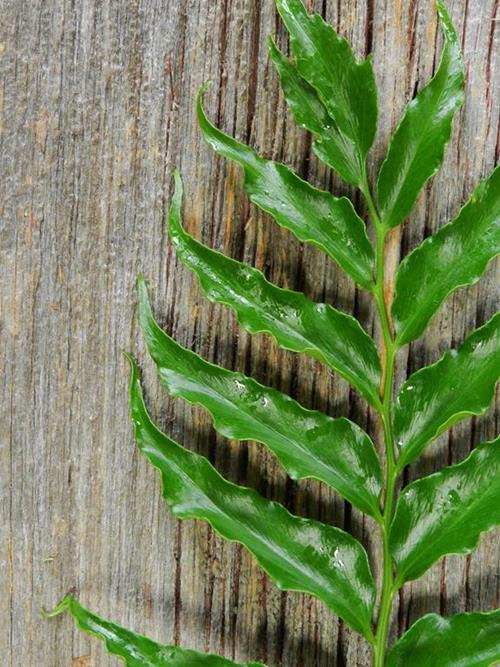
[332,547,345,569]
[234,380,245,394]
[159,648,177,660]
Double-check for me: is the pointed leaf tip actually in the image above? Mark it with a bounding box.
[122,350,136,371]
[40,594,73,620]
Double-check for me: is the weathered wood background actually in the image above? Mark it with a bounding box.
[1,0,499,664]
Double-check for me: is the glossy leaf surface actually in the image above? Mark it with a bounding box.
[269,38,363,186]
[45,594,265,666]
[168,173,381,407]
[377,0,464,229]
[128,357,376,640]
[138,276,383,518]
[393,165,500,345]
[390,437,500,583]
[387,610,500,667]
[198,92,374,288]
[275,0,377,186]
[395,312,500,468]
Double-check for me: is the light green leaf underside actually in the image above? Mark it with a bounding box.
[197,89,374,289]
[268,37,363,187]
[138,276,383,519]
[127,357,376,641]
[387,610,500,667]
[390,437,500,583]
[393,165,500,345]
[275,0,377,187]
[377,0,464,229]
[169,172,382,408]
[394,312,500,468]
[43,595,265,666]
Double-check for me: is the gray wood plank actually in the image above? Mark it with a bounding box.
[0,0,498,665]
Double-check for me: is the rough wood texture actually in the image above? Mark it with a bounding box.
[1,0,498,665]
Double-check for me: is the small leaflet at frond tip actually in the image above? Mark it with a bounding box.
[274,0,378,185]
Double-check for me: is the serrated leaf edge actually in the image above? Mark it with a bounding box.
[137,275,384,520]
[127,354,377,642]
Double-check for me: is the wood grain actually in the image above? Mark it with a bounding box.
[1,0,498,665]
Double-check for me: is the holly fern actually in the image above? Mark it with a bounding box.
[44,0,500,665]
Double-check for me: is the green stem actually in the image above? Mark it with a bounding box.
[373,339,396,667]
[362,179,398,667]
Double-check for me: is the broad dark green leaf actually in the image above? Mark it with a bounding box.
[269,37,365,187]
[377,0,464,229]
[127,357,376,641]
[197,90,375,289]
[393,165,500,345]
[138,276,383,519]
[44,594,265,666]
[168,173,382,407]
[390,437,500,583]
[274,0,377,187]
[394,312,500,469]
[387,610,500,667]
